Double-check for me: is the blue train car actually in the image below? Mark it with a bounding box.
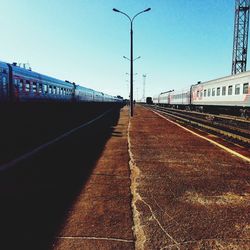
[12,63,74,102]
[0,61,123,104]
[0,62,10,101]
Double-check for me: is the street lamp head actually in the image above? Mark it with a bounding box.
[144,8,151,12]
[123,56,131,61]
[113,8,120,12]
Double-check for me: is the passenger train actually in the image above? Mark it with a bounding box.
[0,61,123,103]
[154,71,250,116]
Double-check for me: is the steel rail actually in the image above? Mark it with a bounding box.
[152,105,250,124]
[146,105,250,146]
[155,106,250,138]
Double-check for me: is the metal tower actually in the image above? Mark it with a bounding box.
[232,0,250,75]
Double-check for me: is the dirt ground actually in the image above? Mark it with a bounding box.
[128,106,250,249]
[51,104,250,249]
[53,106,134,250]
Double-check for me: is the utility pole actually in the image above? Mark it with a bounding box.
[142,74,146,102]
[232,0,250,75]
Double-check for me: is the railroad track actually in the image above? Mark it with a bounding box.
[144,105,250,146]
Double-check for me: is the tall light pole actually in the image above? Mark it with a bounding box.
[142,74,146,102]
[126,72,137,99]
[113,8,151,117]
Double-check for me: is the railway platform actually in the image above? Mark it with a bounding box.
[53,106,134,249]
[53,105,250,249]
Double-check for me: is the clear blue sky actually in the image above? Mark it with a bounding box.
[1,0,239,99]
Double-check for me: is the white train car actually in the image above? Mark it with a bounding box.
[158,92,169,104]
[154,90,175,105]
[169,89,190,106]
[153,71,250,116]
[191,71,250,108]
[153,95,159,104]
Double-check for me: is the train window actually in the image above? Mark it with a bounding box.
[32,82,37,93]
[2,76,7,87]
[243,83,249,94]
[54,86,57,94]
[38,84,42,93]
[14,79,18,86]
[2,77,7,92]
[25,81,30,92]
[208,89,211,97]
[212,88,215,96]
[204,89,207,97]
[49,86,52,94]
[222,86,226,96]
[18,81,23,92]
[216,87,220,96]
[20,79,24,91]
[15,79,19,90]
[44,84,48,94]
[228,85,233,95]
[235,84,240,95]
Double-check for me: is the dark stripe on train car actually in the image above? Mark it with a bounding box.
[7,64,13,101]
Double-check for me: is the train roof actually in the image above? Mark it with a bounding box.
[75,84,94,92]
[11,63,73,87]
[0,60,123,98]
[0,61,9,69]
[0,61,72,88]
[194,70,250,87]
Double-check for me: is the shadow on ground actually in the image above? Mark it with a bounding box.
[0,104,122,250]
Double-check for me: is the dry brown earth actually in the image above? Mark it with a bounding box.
[53,105,250,249]
[53,107,134,250]
[129,106,250,249]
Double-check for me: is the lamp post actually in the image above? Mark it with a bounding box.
[113,7,151,117]
[126,72,137,99]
